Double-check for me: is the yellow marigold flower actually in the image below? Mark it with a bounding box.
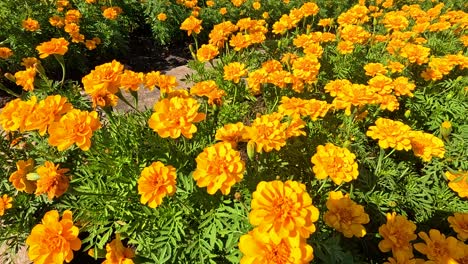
[14,67,36,91]
[85,39,97,50]
[311,143,359,185]
[414,229,465,263]
[366,118,412,151]
[409,131,445,162]
[387,61,405,73]
[392,76,415,97]
[399,44,430,65]
[22,18,40,32]
[383,11,409,31]
[0,97,36,132]
[0,194,13,216]
[157,13,167,21]
[378,212,417,260]
[231,0,246,7]
[337,40,354,54]
[0,47,13,59]
[383,256,422,264]
[148,96,205,139]
[368,75,393,95]
[229,33,251,51]
[120,70,144,92]
[300,2,319,17]
[206,0,214,7]
[324,191,369,238]
[138,161,176,208]
[328,82,378,115]
[9,159,36,193]
[239,228,314,264]
[243,112,287,153]
[103,7,123,20]
[21,57,39,68]
[364,63,388,76]
[64,22,79,34]
[223,62,247,84]
[246,68,268,95]
[292,54,320,84]
[26,210,81,264]
[180,15,202,36]
[144,71,178,93]
[252,1,260,10]
[192,142,245,195]
[35,161,70,200]
[24,95,73,135]
[446,171,468,198]
[49,15,64,28]
[65,9,81,23]
[48,109,101,151]
[219,7,227,15]
[318,18,333,27]
[249,180,319,242]
[272,15,294,35]
[196,44,219,62]
[448,213,468,241]
[278,97,330,120]
[36,38,69,59]
[190,80,225,105]
[215,122,245,148]
[82,60,124,108]
[340,24,370,44]
[284,114,306,139]
[103,234,135,264]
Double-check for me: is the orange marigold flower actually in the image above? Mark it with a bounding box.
[157,13,167,21]
[414,229,465,263]
[324,191,369,238]
[24,95,73,135]
[311,143,358,185]
[446,171,468,198]
[36,38,69,59]
[0,47,13,59]
[448,213,468,241]
[120,70,144,92]
[82,60,124,108]
[49,15,65,28]
[9,159,36,193]
[148,96,205,139]
[22,18,40,32]
[239,228,314,264]
[35,161,70,200]
[180,16,202,36]
[243,112,287,153]
[219,7,227,15]
[0,97,36,132]
[378,212,417,260]
[231,0,246,7]
[364,63,388,76]
[399,44,430,65]
[392,76,415,97]
[0,194,13,216]
[337,40,354,54]
[340,24,370,44]
[387,61,405,73]
[196,44,219,62]
[103,7,122,20]
[383,256,421,264]
[103,234,135,264]
[300,2,319,17]
[21,57,39,68]
[48,109,101,151]
[26,210,81,264]
[65,9,81,23]
[252,1,260,10]
[215,122,246,148]
[292,54,320,84]
[366,118,412,151]
[318,18,333,27]
[84,39,97,50]
[382,11,409,31]
[14,67,36,91]
[223,62,247,84]
[409,131,445,162]
[144,71,178,93]
[278,97,330,120]
[192,142,245,195]
[138,161,176,208]
[190,80,225,105]
[249,180,319,242]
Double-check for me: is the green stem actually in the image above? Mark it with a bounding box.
[54,54,66,87]
[0,82,20,97]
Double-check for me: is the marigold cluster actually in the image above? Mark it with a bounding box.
[278,96,330,120]
[82,60,124,108]
[138,161,177,208]
[144,71,178,93]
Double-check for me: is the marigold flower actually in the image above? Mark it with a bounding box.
[26,210,81,264]
[243,112,287,153]
[64,23,80,34]
[292,55,320,84]
[337,40,354,54]
[0,97,36,132]
[0,47,13,59]
[103,234,135,264]
[9,159,36,193]
[120,70,144,92]
[35,161,70,200]
[48,109,101,151]
[180,16,202,36]
[446,171,468,198]
[383,256,421,264]
[278,97,330,120]
[249,180,319,242]
[0,194,13,216]
[231,0,246,7]
[23,95,73,135]
[364,63,388,76]
[392,76,415,97]
[144,71,178,93]
[340,25,370,44]
[21,57,39,68]
[219,7,227,15]
[311,143,358,185]
[148,96,205,139]
[196,44,219,62]
[448,213,468,241]
[300,2,319,17]
[378,212,417,260]
[366,118,412,151]
[409,131,445,162]
[49,15,65,28]
[193,142,245,195]
[252,1,260,10]
[215,122,246,148]
[387,61,405,73]
[324,191,369,238]
[190,80,225,105]
[22,18,40,32]
[14,67,36,91]
[414,229,464,263]
[383,11,409,31]
[82,60,124,108]
[138,161,176,208]
[103,7,123,20]
[157,13,167,21]
[318,18,333,27]
[85,39,97,50]
[223,62,247,84]
[399,44,430,65]
[65,9,81,23]
[239,228,314,264]
[36,38,69,59]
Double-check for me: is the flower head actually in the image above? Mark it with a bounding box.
[0,97,36,132]
[311,143,359,185]
[157,13,167,21]
[223,62,247,83]
[366,118,412,151]
[446,171,468,198]
[82,60,124,108]
[215,122,246,148]
[9,159,36,193]
[0,194,13,216]
[409,131,445,162]
[24,95,73,135]
[414,229,464,263]
[196,44,219,62]
[26,210,81,264]
[138,161,177,208]
[180,16,202,36]
[193,142,245,195]
[378,212,417,260]
[243,112,287,153]
[36,38,69,59]
[103,7,123,20]
[35,161,70,200]
[0,47,13,59]
[448,213,468,241]
[190,80,225,105]
[14,67,36,91]
[103,234,135,264]
[278,97,330,120]
[22,18,40,31]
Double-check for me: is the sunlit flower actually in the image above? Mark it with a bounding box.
[392,77,415,97]
[120,70,144,92]
[215,122,246,148]
[278,97,330,120]
[409,131,445,162]
[223,62,247,84]
[144,71,178,93]
[21,57,39,68]
[324,191,369,238]
[35,161,70,200]
[0,47,13,59]
[103,234,135,264]
[138,161,176,208]
[9,159,36,193]
[414,229,464,263]
[103,7,123,20]
[193,142,245,195]
[243,112,287,153]
[36,38,69,59]
[219,8,227,15]
[249,180,319,242]
[448,213,468,241]
[65,9,81,23]
[231,0,246,7]
[0,194,13,216]
[378,212,417,260]
[196,44,219,62]
[387,61,405,73]
[446,171,468,198]
[24,95,73,135]
[318,18,333,27]
[22,18,40,32]
[82,60,124,108]
[180,16,202,36]
[366,118,412,151]
[399,44,430,65]
[14,67,36,91]
[26,210,81,264]
[0,97,36,132]
[337,40,354,54]
[300,2,319,17]
[364,63,388,76]
[311,143,358,185]
[292,54,320,84]
[190,80,225,105]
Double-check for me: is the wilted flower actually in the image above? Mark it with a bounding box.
[138,161,177,208]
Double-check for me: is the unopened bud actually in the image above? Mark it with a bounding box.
[26,172,40,181]
[440,120,452,138]
[247,141,256,161]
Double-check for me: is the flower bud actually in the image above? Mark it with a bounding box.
[440,120,452,138]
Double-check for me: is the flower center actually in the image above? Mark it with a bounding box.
[266,241,290,263]
[273,197,293,221]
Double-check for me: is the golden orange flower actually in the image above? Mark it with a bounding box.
[446,171,468,198]
[223,62,247,83]
[103,234,135,264]
[49,15,65,28]
[190,80,225,105]
[215,122,246,148]
[378,212,417,260]
[249,180,319,242]
[414,229,464,263]
[36,38,69,59]
[364,63,388,76]
[180,16,202,36]
[366,118,412,151]
[26,210,81,264]
[35,161,70,200]
[85,39,97,50]
[219,8,227,15]
[292,54,321,84]
[157,13,167,21]
[337,40,354,54]
[324,191,369,238]
[82,60,124,108]
[65,9,81,23]
[387,61,405,73]
[148,96,205,139]
[0,97,37,132]
[239,228,314,264]
[14,67,36,91]
[9,159,36,194]
[311,143,359,185]
[24,95,73,135]
[448,213,468,241]
[409,131,445,162]
[120,70,144,92]
[144,71,178,93]
[243,112,287,153]
[21,57,39,68]
[0,194,13,216]
[0,47,13,59]
[138,161,177,208]
[103,7,123,20]
[278,96,330,120]
[192,142,245,195]
[48,109,101,151]
[22,18,40,31]
[196,44,219,62]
